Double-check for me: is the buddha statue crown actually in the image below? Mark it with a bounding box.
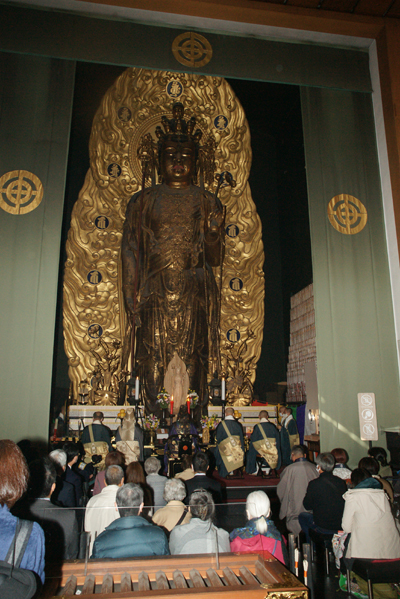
[156,102,203,147]
[137,101,217,186]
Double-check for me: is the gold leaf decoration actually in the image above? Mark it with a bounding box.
[63,68,264,401]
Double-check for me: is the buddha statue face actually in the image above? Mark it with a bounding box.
[160,138,196,188]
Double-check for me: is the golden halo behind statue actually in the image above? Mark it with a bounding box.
[64,68,264,405]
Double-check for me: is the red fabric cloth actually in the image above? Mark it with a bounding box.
[370,559,400,563]
[230,534,286,564]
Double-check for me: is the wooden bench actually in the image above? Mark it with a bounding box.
[41,552,308,598]
[347,558,400,599]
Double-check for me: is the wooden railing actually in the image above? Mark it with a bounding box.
[41,552,308,598]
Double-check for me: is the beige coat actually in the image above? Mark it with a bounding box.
[342,488,400,559]
[85,484,120,555]
[152,500,192,531]
[175,468,194,481]
[277,459,318,535]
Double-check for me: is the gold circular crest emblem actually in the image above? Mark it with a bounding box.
[327,194,368,235]
[0,170,43,215]
[172,32,213,68]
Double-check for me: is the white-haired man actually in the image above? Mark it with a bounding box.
[85,464,125,555]
[49,448,75,508]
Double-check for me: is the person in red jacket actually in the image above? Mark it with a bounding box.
[229,490,287,565]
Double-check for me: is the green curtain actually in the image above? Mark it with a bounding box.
[301,87,400,466]
[0,53,75,442]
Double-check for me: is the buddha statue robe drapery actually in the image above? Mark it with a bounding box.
[121,180,224,413]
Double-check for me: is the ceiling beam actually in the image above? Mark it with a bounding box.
[76,0,384,39]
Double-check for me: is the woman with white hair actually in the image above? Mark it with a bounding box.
[230,490,287,564]
[152,478,192,531]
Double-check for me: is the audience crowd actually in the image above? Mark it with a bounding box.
[1,423,399,599]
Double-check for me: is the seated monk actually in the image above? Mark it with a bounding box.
[165,405,199,471]
[115,408,143,463]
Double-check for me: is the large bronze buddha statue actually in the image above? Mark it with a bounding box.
[121,104,225,413]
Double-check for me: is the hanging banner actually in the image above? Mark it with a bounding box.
[301,86,400,463]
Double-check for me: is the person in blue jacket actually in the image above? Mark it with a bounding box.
[91,483,169,558]
[0,440,45,584]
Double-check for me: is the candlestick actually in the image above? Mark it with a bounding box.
[303,559,308,586]
[135,376,139,400]
[221,377,226,401]
[170,395,174,415]
[294,548,299,577]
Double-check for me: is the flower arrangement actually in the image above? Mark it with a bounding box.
[200,414,219,429]
[156,388,170,410]
[187,389,199,409]
[144,414,159,430]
